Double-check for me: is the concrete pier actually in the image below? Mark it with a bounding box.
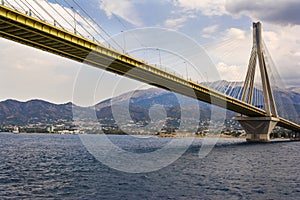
[236,116,279,142]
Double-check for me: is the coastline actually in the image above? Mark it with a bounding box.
[155,132,246,139]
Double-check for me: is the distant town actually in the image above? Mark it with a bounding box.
[1,116,293,140]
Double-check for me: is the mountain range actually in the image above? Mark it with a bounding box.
[0,84,299,126]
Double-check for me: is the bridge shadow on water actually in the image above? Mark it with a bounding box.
[186,137,300,154]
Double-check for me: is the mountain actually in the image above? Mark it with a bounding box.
[0,99,73,125]
[95,88,212,124]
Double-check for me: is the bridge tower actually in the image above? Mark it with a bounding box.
[236,22,279,142]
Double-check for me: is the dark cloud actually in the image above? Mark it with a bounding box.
[226,0,300,25]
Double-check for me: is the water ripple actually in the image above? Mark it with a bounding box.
[0,133,299,199]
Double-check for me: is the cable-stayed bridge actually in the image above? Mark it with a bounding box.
[0,2,299,142]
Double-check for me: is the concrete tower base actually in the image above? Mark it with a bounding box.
[236,116,279,142]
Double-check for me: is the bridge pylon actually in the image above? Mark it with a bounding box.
[236,22,279,142]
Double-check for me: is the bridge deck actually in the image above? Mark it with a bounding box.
[0,5,299,131]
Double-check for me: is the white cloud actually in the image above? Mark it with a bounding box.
[203,25,219,34]
[216,62,244,81]
[202,24,219,38]
[173,0,227,16]
[226,28,246,40]
[100,0,142,26]
[164,16,189,29]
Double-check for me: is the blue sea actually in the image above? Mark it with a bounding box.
[0,132,299,199]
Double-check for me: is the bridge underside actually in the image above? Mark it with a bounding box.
[237,116,279,142]
[0,5,300,137]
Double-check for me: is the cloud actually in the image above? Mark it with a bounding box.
[261,24,300,87]
[164,16,191,29]
[202,25,219,38]
[225,28,247,40]
[0,38,80,103]
[206,24,300,87]
[206,28,251,81]
[216,62,244,81]
[226,0,300,26]
[203,25,219,34]
[173,0,227,16]
[100,0,142,26]
[172,0,300,26]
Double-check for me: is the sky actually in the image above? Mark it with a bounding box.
[0,0,300,106]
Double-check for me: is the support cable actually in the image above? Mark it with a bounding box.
[4,0,17,10]
[48,0,85,36]
[60,0,102,41]
[43,0,78,31]
[70,0,116,43]
[64,0,123,50]
[11,0,27,13]
[23,0,46,21]
[32,0,65,30]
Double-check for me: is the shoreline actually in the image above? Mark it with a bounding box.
[155,133,246,139]
[2,132,298,142]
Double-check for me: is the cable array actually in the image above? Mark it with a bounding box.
[2,0,124,51]
[262,40,299,122]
